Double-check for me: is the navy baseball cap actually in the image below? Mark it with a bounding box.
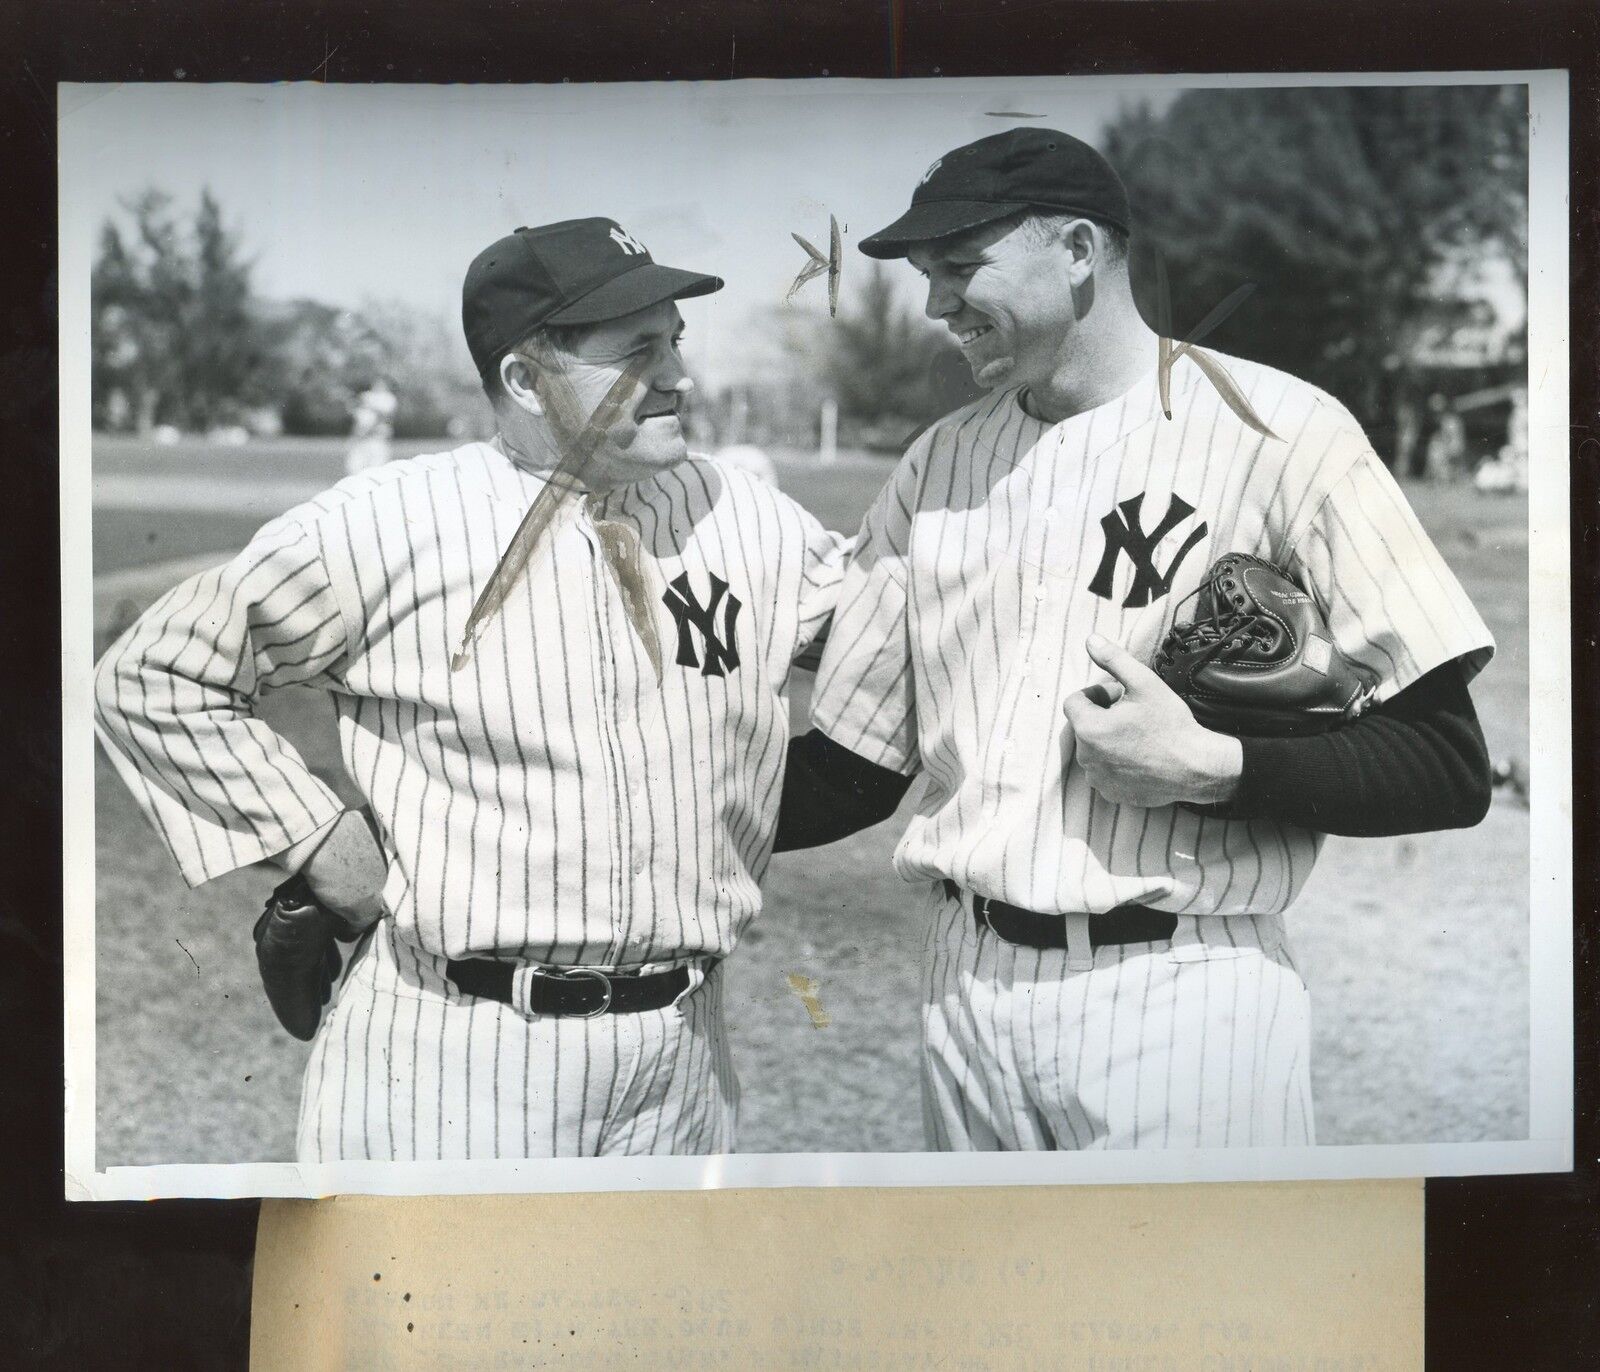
[859,128,1131,260]
[462,217,723,376]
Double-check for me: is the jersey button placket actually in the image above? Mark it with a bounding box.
[581,504,641,959]
[629,766,648,877]
[1036,511,1055,583]
[1022,507,1056,637]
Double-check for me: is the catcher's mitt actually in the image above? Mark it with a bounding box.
[1153,552,1377,737]
[253,873,362,1041]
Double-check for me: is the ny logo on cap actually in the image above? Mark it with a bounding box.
[919,157,944,186]
[609,225,647,256]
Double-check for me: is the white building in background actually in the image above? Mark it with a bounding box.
[1400,242,1527,485]
[1411,243,1526,372]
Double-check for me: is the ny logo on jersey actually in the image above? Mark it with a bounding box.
[662,571,742,677]
[1088,492,1209,609]
[608,225,648,256]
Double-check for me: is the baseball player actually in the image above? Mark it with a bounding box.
[775,129,1495,1151]
[95,217,848,1161]
[344,377,398,475]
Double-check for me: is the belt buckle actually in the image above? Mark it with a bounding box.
[551,967,614,1018]
[975,894,1000,937]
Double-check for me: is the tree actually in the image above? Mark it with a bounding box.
[92,193,184,432]
[187,190,270,428]
[353,299,486,439]
[1101,85,1528,459]
[260,298,384,436]
[91,188,277,432]
[823,262,982,448]
[260,297,485,439]
[92,189,483,439]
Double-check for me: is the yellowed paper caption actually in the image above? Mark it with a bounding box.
[253,1180,1420,1369]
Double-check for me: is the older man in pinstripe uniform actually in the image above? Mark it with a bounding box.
[96,218,849,1161]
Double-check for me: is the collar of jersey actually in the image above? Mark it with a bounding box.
[1013,356,1202,435]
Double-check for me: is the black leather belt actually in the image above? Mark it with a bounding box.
[944,880,1178,951]
[445,958,700,1017]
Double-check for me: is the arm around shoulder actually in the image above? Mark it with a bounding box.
[774,729,915,852]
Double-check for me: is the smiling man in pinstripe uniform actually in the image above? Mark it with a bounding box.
[95,218,848,1161]
[777,129,1495,1152]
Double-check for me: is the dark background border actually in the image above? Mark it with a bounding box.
[3,2,1594,1366]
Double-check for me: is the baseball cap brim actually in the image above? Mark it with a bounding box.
[858,199,1030,259]
[546,262,723,326]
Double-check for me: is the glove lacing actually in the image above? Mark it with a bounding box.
[1161,578,1277,672]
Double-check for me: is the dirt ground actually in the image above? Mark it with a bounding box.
[88,439,1530,1164]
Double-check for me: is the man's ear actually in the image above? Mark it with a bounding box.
[498,353,544,416]
[1064,219,1099,283]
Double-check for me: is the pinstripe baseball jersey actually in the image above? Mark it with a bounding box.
[96,441,846,969]
[812,351,1494,924]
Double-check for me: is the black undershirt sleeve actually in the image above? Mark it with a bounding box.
[773,732,914,852]
[1209,657,1491,836]
[774,658,1491,852]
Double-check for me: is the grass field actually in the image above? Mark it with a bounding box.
[89,437,1531,1164]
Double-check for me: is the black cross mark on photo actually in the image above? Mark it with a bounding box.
[662,571,743,677]
[1088,492,1209,609]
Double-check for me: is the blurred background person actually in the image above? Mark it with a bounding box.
[344,376,398,475]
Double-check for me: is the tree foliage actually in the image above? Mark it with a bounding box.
[1102,85,1527,451]
[92,189,274,432]
[92,187,483,438]
[357,300,488,440]
[823,262,983,447]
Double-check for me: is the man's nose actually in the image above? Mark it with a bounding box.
[653,352,693,394]
[924,276,960,321]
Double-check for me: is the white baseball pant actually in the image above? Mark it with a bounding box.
[919,883,1314,1151]
[297,925,739,1161]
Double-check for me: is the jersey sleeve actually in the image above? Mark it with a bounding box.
[93,515,352,887]
[1286,449,1494,702]
[809,443,922,776]
[793,509,853,662]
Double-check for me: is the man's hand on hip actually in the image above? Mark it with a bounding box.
[296,810,388,931]
[1062,633,1244,810]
